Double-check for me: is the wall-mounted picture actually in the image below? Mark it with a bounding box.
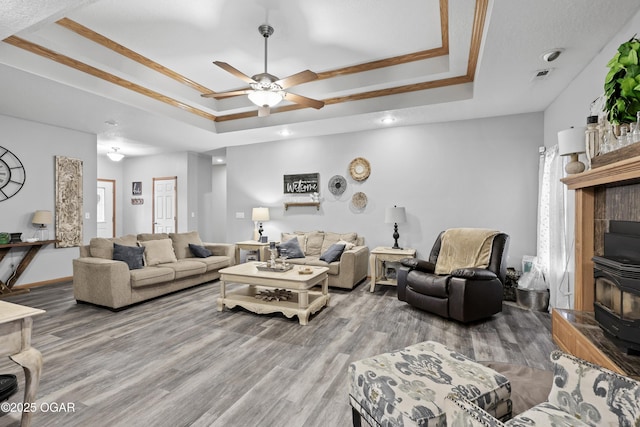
[283,173,319,194]
[132,181,142,195]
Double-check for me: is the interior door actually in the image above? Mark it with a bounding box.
[97,179,115,238]
[153,177,177,233]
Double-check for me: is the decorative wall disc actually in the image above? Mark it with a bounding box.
[0,146,26,202]
[328,175,347,195]
[349,157,371,181]
[352,192,368,209]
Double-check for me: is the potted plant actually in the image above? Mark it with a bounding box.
[604,36,640,125]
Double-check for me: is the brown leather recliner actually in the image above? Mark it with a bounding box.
[397,231,509,322]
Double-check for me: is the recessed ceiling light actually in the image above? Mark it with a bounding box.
[381,117,396,124]
[542,49,564,62]
[104,120,118,126]
[279,129,291,136]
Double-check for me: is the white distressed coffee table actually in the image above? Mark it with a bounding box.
[218,262,330,325]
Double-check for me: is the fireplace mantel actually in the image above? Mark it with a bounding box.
[562,154,640,190]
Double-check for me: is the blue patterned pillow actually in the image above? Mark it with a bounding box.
[278,237,305,259]
[320,243,346,263]
[113,243,145,270]
[189,243,212,258]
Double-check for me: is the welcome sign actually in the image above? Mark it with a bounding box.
[283,173,319,194]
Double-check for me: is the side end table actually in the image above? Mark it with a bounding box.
[369,246,416,292]
[235,241,270,263]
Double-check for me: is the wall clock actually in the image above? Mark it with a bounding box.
[0,146,26,202]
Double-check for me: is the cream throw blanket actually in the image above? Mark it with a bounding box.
[434,228,500,275]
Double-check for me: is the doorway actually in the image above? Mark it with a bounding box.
[153,176,177,233]
[97,179,115,238]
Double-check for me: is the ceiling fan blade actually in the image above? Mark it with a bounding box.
[283,92,325,110]
[275,70,318,90]
[213,61,257,84]
[201,89,252,99]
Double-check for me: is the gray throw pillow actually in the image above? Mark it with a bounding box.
[113,243,145,270]
[278,237,305,259]
[319,243,346,263]
[189,243,212,258]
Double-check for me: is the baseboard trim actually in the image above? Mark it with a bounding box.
[13,276,72,290]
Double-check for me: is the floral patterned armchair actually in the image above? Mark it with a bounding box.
[445,350,640,427]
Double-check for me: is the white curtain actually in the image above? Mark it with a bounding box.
[537,145,573,310]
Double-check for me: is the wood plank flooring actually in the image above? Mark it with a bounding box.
[0,280,557,427]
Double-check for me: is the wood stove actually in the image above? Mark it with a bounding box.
[593,221,640,355]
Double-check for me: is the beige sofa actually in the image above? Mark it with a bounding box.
[73,231,235,309]
[279,231,369,289]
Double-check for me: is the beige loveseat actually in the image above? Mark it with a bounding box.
[279,231,369,289]
[73,231,235,309]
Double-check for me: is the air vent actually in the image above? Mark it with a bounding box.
[532,68,553,81]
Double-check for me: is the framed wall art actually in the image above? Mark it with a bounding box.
[55,156,83,248]
[132,181,142,195]
[283,173,319,194]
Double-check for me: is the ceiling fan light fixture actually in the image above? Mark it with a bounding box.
[248,90,283,108]
[107,147,124,162]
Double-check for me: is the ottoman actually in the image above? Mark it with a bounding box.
[348,341,512,427]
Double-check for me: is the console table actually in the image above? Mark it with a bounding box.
[0,240,56,298]
[0,300,45,427]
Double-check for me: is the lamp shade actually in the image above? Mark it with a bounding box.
[32,210,52,225]
[252,207,270,222]
[558,127,586,156]
[385,206,406,224]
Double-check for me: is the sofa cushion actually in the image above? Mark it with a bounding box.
[189,243,212,258]
[321,232,357,254]
[137,233,170,242]
[112,243,145,270]
[169,231,203,259]
[140,238,178,266]
[302,231,324,256]
[320,243,346,263]
[89,234,137,259]
[288,256,340,275]
[278,237,305,259]
[195,255,231,272]
[158,260,207,280]
[130,266,175,288]
[505,402,591,427]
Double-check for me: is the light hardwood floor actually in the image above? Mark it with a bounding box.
[0,280,556,427]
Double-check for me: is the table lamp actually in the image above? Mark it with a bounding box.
[385,205,406,249]
[252,207,270,241]
[558,127,586,174]
[32,210,53,241]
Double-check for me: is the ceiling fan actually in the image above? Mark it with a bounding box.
[202,24,324,117]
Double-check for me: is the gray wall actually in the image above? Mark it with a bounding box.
[543,7,640,303]
[97,151,216,241]
[225,112,543,267]
[0,114,96,286]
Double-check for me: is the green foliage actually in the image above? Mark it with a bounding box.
[605,36,640,124]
